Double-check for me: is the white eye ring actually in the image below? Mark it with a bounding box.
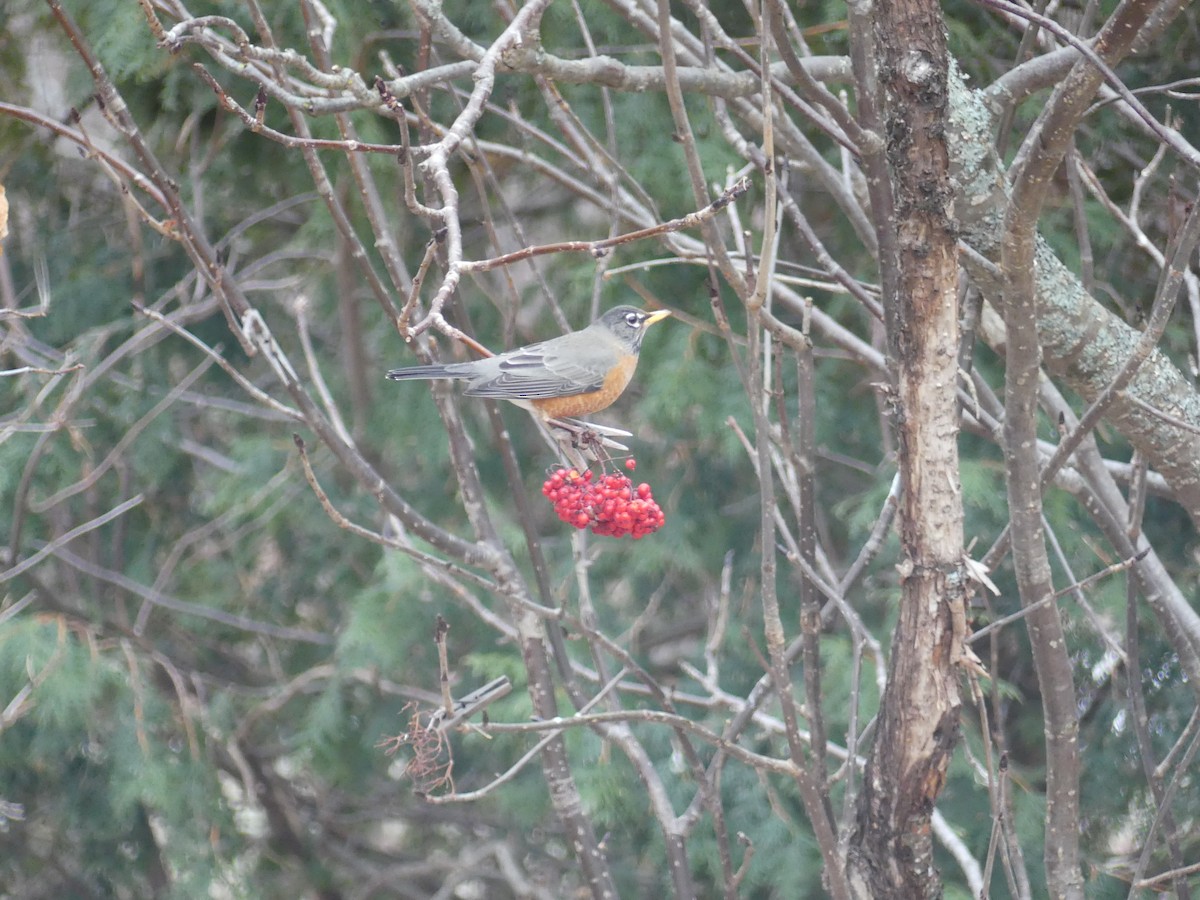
[624,312,641,327]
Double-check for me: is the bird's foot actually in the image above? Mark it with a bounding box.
[547,418,631,454]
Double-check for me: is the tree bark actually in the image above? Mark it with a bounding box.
[847,1,967,896]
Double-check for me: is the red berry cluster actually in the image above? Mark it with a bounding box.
[541,463,665,539]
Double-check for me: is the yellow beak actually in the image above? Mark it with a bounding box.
[643,309,672,327]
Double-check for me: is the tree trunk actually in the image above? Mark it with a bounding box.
[847,1,967,895]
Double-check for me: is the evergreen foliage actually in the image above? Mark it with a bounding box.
[2,0,1200,896]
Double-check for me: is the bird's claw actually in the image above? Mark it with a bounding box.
[547,418,630,453]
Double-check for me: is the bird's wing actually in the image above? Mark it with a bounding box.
[462,340,609,399]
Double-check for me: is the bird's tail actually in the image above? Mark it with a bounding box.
[385,364,468,382]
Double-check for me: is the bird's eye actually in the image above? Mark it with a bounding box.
[624,312,641,327]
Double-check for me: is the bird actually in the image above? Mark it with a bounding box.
[386,306,672,421]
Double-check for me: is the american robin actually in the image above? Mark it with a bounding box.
[386,306,672,420]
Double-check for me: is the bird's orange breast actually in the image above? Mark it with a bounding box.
[530,353,639,419]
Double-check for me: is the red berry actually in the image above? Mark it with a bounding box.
[543,465,663,538]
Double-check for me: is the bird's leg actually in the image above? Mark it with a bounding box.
[550,421,597,470]
[576,427,613,464]
[541,417,591,469]
[546,416,585,443]
[540,418,632,469]
[548,418,631,452]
